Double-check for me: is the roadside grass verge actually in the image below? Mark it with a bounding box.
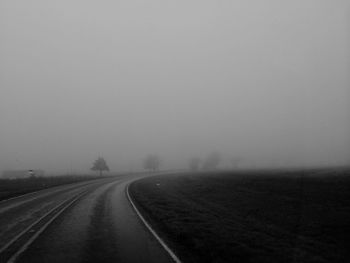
[0,175,111,201]
[129,169,350,263]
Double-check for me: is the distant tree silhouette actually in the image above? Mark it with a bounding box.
[189,157,201,171]
[202,152,221,170]
[231,157,242,169]
[143,154,160,172]
[91,157,109,176]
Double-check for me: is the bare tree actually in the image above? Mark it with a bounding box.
[202,152,221,170]
[143,154,160,172]
[91,157,109,176]
[189,157,201,171]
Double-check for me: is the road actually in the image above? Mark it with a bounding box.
[0,174,174,263]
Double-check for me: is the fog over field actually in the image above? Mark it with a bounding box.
[0,1,349,173]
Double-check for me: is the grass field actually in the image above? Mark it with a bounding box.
[129,169,350,263]
[0,175,109,201]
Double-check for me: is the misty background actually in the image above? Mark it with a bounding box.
[0,0,349,174]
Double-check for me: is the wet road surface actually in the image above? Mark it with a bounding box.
[0,175,174,263]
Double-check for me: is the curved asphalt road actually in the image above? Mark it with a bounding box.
[0,175,174,263]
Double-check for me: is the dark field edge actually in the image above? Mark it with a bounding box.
[0,175,115,201]
[128,169,350,263]
[129,179,192,263]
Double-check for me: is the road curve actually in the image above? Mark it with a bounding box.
[0,174,175,263]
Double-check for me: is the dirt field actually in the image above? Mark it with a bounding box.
[130,169,350,263]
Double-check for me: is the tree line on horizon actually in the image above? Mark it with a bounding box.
[90,152,241,175]
[90,154,161,175]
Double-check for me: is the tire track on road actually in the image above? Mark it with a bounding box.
[82,182,120,263]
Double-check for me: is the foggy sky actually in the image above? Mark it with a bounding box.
[1,0,349,173]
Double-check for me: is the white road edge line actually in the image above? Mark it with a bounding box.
[0,189,88,263]
[6,190,89,263]
[0,180,98,204]
[126,183,182,263]
[0,190,41,203]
